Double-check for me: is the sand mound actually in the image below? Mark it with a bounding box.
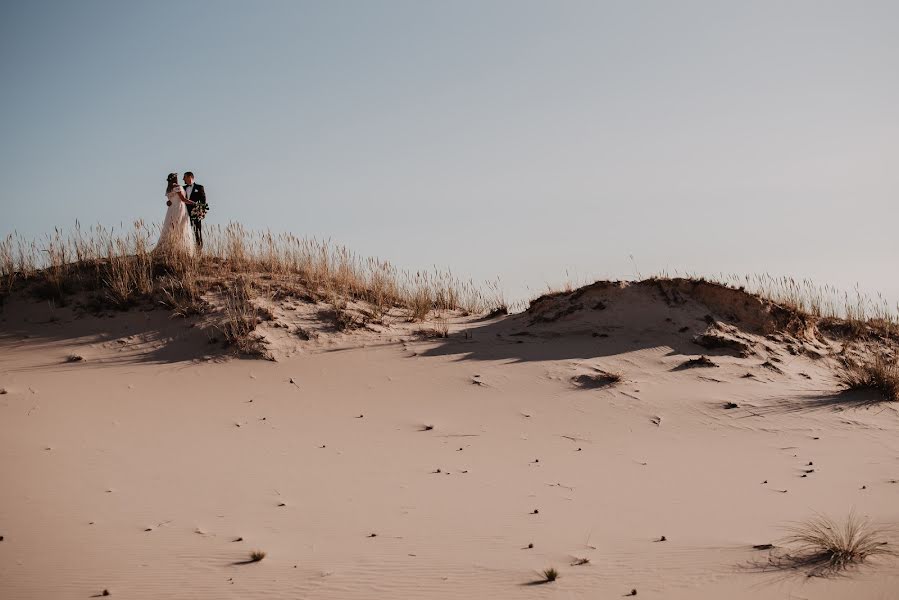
[525,278,817,337]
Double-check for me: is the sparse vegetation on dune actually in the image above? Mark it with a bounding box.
[0,222,505,355]
[0,223,500,315]
[218,276,271,357]
[528,274,898,341]
[838,352,899,402]
[4,223,899,369]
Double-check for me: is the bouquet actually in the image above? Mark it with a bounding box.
[190,199,209,220]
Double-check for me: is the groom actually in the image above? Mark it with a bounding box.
[182,171,208,249]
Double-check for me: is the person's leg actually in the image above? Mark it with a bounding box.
[192,220,203,250]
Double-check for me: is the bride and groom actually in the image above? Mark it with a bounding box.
[157,171,209,256]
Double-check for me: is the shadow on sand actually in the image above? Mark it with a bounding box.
[754,389,894,415]
[0,294,226,368]
[418,312,734,365]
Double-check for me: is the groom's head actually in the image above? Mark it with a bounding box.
[183,172,195,185]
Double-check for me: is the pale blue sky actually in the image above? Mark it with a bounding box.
[1,1,897,305]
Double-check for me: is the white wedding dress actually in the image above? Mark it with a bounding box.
[156,189,196,256]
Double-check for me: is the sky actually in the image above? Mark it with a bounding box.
[1,0,897,307]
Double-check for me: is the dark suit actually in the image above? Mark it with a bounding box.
[182,183,207,249]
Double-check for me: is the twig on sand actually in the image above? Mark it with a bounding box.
[546,482,575,491]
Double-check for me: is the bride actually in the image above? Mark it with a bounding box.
[155,172,196,256]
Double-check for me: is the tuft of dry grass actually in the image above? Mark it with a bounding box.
[541,567,559,582]
[2,222,503,324]
[776,512,894,577]
[218,277,269,356]
[326,291,359,332]
[414,314,449,339]
[249,549,266,562]
[838,352,899,402]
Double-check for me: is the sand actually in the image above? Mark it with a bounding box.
[1,281,898,599]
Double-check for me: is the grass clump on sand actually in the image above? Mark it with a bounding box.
[838,352,899,402]
[778,512,893,577]
[541,567,559,582]
[218,276,270,357]
[249,549,266,562]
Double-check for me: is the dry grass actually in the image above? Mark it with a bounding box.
[419,314,450,338]
[249,549,266,562]
[774,512,894,577]
[325,290,360,332]
[666,272,898,339]
[541,567,559,582]
[6,222,898,357]
[531,272,898,340]
[0,222,499,320]
[838,352,899,402]
[218,277,269,356]
[0,222,507,357]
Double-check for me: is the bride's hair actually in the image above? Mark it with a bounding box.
[166,172,178,193]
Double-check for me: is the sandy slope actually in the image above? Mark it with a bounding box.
[1,283,898,599]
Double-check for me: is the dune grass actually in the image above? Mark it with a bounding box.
[249,549,266,562]
[0,222,502,316]
[0,222,506,354]
[541,567,559,582]
[4,222,898,362]
[838,352,899,402]
[529,272,898,339]
[777,512,894,577]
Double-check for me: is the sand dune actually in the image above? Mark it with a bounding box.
[1,279,898,599]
